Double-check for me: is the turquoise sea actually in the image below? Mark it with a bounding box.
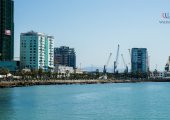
[1,82,170,120]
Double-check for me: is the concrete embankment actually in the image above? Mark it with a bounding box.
[1,79,170,88]
[0,79,133,88]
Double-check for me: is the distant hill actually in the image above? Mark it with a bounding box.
[82,66,125,73]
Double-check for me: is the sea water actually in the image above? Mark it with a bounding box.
[0,82,170,120]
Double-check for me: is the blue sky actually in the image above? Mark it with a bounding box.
[14,0,170,71]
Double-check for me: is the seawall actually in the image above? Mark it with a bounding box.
[0,79,170,88]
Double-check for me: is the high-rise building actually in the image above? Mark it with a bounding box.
[20,31,54,70]
[0,0,14,61]
[131,48,148,74]
[54,46,76,68]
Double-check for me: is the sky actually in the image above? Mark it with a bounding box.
[14,0,170,71]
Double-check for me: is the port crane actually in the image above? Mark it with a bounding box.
[165,56,170,71]
[128,49,131,70]
[114,44,120,73]
[121,54,128,73]
[99,53,112,80]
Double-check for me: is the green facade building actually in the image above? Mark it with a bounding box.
[0,0,14,61]
[20,31,54,71]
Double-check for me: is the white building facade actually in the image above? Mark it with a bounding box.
[54,65,74,74]
[149,71,165,79]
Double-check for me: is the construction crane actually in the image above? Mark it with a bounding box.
[121,54,128,73]
[99,53,112,80]
[165,56,170,72]
[114,44,120,73]
[128,49,131,57]
[103,53,112,74]
[128,49,131,68]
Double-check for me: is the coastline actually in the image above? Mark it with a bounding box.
[0,79,123,88]
[1,79,170,88]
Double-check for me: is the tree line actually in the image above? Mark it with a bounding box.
[0,67,149,81]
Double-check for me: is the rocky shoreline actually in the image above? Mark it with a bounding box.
[0,79,133,88]
[0,79,170,88]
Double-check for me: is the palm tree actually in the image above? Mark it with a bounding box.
[13,70,22,81]
[38,68,43,80]
[61,73,65,79]
[65,70,69,78]
[25,71,32,80]
[31,69,38,80]
[0,68,9,80]
[47,70,52,79]
[58,72,61,79]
